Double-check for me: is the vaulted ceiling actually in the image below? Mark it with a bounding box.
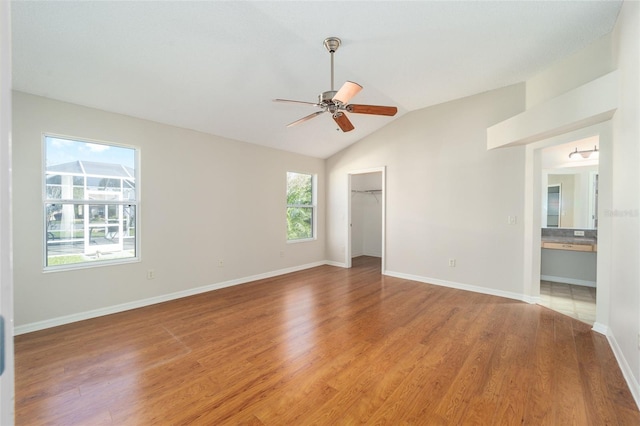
[11,1,622,158]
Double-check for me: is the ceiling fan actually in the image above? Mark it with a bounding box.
[274,37,398,132]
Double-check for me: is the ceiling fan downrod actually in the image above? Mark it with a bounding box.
[323,37,341,93]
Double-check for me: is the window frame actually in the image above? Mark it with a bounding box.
[42,133,140,271]
[286,171,317,243]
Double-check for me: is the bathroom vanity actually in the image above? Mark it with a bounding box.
[541,228,597,287]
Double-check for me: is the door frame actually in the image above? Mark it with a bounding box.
[0,0,15,423]
[346,167,386,272]
[524,122,610,331]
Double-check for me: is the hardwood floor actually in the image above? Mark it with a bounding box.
[15,256,640,425]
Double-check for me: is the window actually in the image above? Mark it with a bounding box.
[286,172,315,241]
[44,135,138,269]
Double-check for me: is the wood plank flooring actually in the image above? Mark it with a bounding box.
[15,256,640,425]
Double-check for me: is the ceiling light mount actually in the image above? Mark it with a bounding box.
[323,37,341,53]
[569,145,599,159]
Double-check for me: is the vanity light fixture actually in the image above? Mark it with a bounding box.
[569,145,599,159]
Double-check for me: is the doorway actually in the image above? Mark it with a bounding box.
[347,167,385,272]
[536,134,600,325]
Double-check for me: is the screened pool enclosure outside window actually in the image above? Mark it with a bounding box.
[44,136,138,268]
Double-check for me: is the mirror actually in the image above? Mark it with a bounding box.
[542,166,598,229]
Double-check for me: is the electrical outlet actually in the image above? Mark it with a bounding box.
[448,259,456,267]
[218,259,224,268]
[280,250,285,258]
[574,230,585,236]
[507,216,517,225]
[147,269,155,280]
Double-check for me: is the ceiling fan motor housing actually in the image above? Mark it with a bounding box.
[319,90,338,103]
[319,91,340,113]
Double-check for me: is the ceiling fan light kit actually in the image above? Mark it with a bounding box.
[333,81,363,105]
[274,37,397,132]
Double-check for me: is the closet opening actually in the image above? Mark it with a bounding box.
[346,167,385,272]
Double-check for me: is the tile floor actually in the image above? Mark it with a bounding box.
[539,281,597,324]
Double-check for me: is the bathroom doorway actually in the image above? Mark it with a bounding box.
[539,137,599,324]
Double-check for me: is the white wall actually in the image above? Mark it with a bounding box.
[12,92,325,330]
[525,33,614,109]
[350,172,382,258]
[327,84,527,298]
[610,0,640,400]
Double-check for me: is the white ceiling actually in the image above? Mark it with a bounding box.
[11,1,622,159]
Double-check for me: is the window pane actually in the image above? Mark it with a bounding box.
[46,183,62,199]
[45,135,138,269]
[46,203,136,267]
[46,203,82,240]
[46,174,86,200]
[45,136,136,201]
[287,207,313,240]
[88,204,107,223]
[287,172,312,205]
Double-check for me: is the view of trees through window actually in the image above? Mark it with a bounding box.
[44,136,138,268]
[286,172,314,240]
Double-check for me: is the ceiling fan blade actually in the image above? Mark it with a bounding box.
[346,104,398,116]
[274,98,320,107]
[286,110,325,127]
[332,81,363,105]
[333,112,355,132]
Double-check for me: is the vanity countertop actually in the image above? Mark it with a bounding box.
[541,229,597,251]
[541,237,596,245]
[541,236,597,252]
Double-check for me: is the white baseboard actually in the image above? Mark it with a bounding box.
[384,270,528,303]
[605,327,640,410]
[591,322,608,335]
[14,260,328,335]
[540,275,596,287]
[325,260,348,268]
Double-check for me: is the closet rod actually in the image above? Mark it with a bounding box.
[351,189,381,203]
[351,189,382,193]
